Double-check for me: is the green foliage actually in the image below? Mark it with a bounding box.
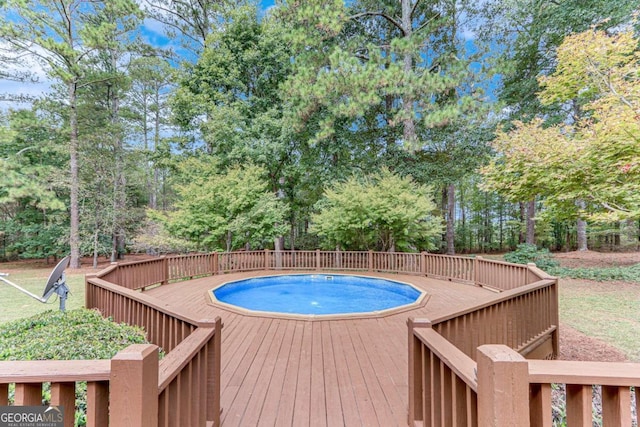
[551,264,640,283]
[131,220,197,255]
[281,0,477,148]
[311,168,442,251]
[504,243,559,271]
[485,0,636,123]
[0,308,148,426]
[484,30,640,223]
[0,309,147,360]
[156,157,289,251]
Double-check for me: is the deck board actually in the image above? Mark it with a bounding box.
[144,271,495,426]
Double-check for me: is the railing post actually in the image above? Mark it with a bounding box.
[212,251,219,275]
[421,252,427,276]
[199,318,223,427]
[407,318,432,426]
[477,345,530,427]
[368,250,373,271]
[550,277,559,358]
[14,383,41,405]
[85,273,97,309]
[475,256,484,287]
[473,256,479,286]
[110,344,159,427]
[86,381,109,427]
[316,249,321,270]
[265,249,271,270]
[161,256,169,285]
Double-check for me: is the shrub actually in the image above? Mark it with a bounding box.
[504,243,559,271]
[0,308,147,360]
[0,309,148,426]
[551,264,640,282]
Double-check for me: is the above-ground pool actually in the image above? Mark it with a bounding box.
[211,274,425,317]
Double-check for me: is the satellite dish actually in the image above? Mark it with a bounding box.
[0,255,71,311]
[42,256,70,300]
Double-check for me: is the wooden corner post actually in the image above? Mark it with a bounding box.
[110,344,159,427]
[477,345,530,427]
[161,256,169,285]
[201,318,223,427]
[407,318,432,425]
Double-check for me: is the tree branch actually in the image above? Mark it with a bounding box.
[349,11,406,35]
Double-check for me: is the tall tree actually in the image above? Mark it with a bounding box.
[0,0,141,267]
[483,0,638,248]
[482,30,640,226]
[127,56,174,210]
[171,5,299,249]
[282,0,475,149]
[0,109,67,261]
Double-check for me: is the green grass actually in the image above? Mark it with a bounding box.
[0,266,86,324]
[559,280,640,361]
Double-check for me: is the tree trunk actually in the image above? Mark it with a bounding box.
[274,236,283,268]
[152,89,161,210]
[110,62,126,262]
[401,0,416,146]
[526,199,535,245]
[446,183,455,254]
[92,225,99,269]
[226,231,232,252]
[518,202,526,244]
[69,80,81,268]
[576,200,588,251]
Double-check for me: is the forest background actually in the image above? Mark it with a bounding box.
[0,0,639,268]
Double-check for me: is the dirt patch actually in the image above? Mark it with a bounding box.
[554,250,640,268]
[558,323,628,362]
[553,250,640,362]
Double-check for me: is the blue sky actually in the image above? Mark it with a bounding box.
[260,0,276,10]
[0,0,279,110]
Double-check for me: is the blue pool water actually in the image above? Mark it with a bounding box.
[212,274,422,315]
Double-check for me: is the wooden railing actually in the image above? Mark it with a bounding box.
[86,277,200,353]
[409,322,640,427]
[91,250,543,292]
[85,275,222,426]
[0,358,112,427]
[408,319,478,427]
[1,250,565,426]
[431,278,559,360]
[0,268,222,427]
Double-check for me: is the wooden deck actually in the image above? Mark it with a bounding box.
[144,271,496,427]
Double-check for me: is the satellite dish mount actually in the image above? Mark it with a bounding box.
[0,256,71,311]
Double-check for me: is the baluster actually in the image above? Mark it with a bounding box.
[529,383,552,427]
[565,384,592,427]
[602,385,631,426]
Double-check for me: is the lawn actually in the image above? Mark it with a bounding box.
[0,261,86,323]
[559,278,640,361]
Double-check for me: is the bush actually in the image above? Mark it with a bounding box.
[0,309,148,426]
[504,243,559,271]
[551,264,640,282]
[0,308,147,360]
